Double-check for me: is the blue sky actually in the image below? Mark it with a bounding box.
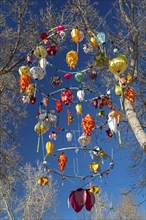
[17,0,145,219]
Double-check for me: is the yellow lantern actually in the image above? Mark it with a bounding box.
[38,177,49,186]
[71,28,80,44]
[75,104,82,115]
[46,141,54,154]
[33,45,47,59]
[19,66,30,76]
[89,186,100,194]
[34,123,47,134]
[123,74,132,85]
[89,162,100,173]
[90,37,98,49]
[66,50,78,68]
[115,82,122,95]
[109,57,127,75]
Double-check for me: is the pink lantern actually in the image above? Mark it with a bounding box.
[49,131,57,140]
[47,45,56,55]
[64,73,72,80]
[61,89,73,105]
[56,25,65,32]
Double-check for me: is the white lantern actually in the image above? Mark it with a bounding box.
[39,58,48,70]
[79,30,84,42]
[66,132,73,142]
[78,133,91,146]
[30,66,46,80]
[77,90,85,101]
[108,117,117,134]
[22,95,30,103]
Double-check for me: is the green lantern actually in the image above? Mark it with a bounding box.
[75,72,84,82]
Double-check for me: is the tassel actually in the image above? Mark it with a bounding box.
[36,134,41,152]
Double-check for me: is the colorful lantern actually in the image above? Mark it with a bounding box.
[82,114,95,136]
[58,152,68,172]
[88,70,97,80]
[25,84,35,97]
[68,188,95,213]
[22,95,30,103]
[30,96,36,104]
[26,55,33,64]
[64,73,72,80]
[92,97,103,109]
[71,28,80,43]
[89,186,100,194]
[78,133,91,147]
[124,87,135,103]
[19,66,30,76]
[79,30,84,42]
[89,162,100,173]
[77,90,85,101]
[66,132,73,142]
[98,110,105,117]
[83,43,93,53]
[55,100,63,112]
[106,128,113,137]
[46,141,54,154]
[89,147,105,162]
[97,32,105,44]
[42,97,49,107]
[33,45,47,59]
[49,131,57,140]
[19,74,31,92]
[61,89,73,105]
[108,117,117,134]
[47,45,57,55]
[39,58,48,70]
[59,31,66,40]
[102,96,113,108]
[30,66,45,80]
[108,110,122,125]
[94,52,109,69]
[34,123,47,134]
[90,36,98,49]
[123,74,132,85]
[66,50,78,68]
[75,72,84,82]
[38,177,49,186]
[40,32,49,44]
[56,25,65,32]
[75,104,82,115]
[51,75,62,87]
[109,56,127,75]
[115,82,123,95]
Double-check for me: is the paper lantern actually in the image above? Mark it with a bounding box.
[55,100,63,112]
[33,45,47,58]
[108,110,122,125]
[89,186,100,194]
[38,177,49,186]
[97,32,105,44]
[46,141,54,154]
[92,97,103,109]
[75,72,84,82]
[58,152,68,172]
[83,43,93,53]
[61,89,73,105]
[34,123,47,134]
[102,96,113,108]
[19,66,30,75]
[88,162,100,173]
[109,57,127,75]
[82,114,95,136]
[56,25,65,32]
[19,74,31,92]
[124,74,132,85]
[49,131,57,140]
[88,70,97,80]
[30,66,45,80]
[39,58,48,69]
[42,97,49,107]
[22,95,30,103]
[108,117,117,134]
[25,84,35,97]
[64,73,71,80]
[89,147,105,162]
[66,50,78,68]
[66,132,73,142]
[29,96,36,104]
[68,188,95,213]
[26,55,33,64]
[77,90,85,102]
[98,110,105,117]
[79,30,84,42]
[90,37,98,49]
[115,82,123,95]
[40,32,49,44]
[47,45,56,55]
[75,104,82,115]
[124,87,135,103]
[78,133,91,147]
[51,75,62,87]
[71,28,80,43]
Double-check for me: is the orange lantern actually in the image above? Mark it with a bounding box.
[108,110,122,125]
[124,87,135,103]
[102,96,113,108]
[46,141,54,155]
[71,28,80,43]
[58,152,68,172]
[82,114,95,136]
[20,74,31,92]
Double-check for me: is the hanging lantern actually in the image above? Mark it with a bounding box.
[89,162,100,173]
[108,117,117,134]
[82,114,95,136]
[97,32,105,44]
[64,73,72,80]
[71,28,80,43]
[92,97,103,109]
[109,56,127,75]
[61,89,73,105]
[77,90,85,102]
[94,52,109,69]
[30,96,36,104]
[42,97,49,107]
[115,82,123,95]
[51,75,62,87]
[40,32,49,44]
[38,177,49,186]
[58,152,68,172]
[102,96,113,108]
[25,84,35,97]
[88,70,97,80]
[68,188,95,213]
[75,104,82,115]
[89,186,100,194]
[34,122,47,134]
[39,58,48,70]
[66,50,78,69]
[46,141,54,155]
[19,74,31,92]
[49,131,57,140]
[47,45,57,55]
[108,110,122,125]
[79,30,84,42]
[66,132,73,142]
[55,100,63,112]
[59,31,66,40]
[33,45,47,59]
[106,128,113,137]
[78,133,91,147]
[90,36,98,49]
[98,110,105,117]
[123,74,132,85]
[22,95,30,103]
[83,43,93,53]
[75,72,85,83]
[124,87,135,103]
[89,147,105,162]
[26,55,33,64]
[19,66,30,76]
[56,25,65,32]
[30,66,45,80]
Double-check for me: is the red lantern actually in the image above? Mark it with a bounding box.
[58,152,68,172]
[40,32,49,44]
[82,114,95,136]
[47,45,56,55]
[20,75,31,92]
[64,73,72,80]
[124,87,135,103]
[56,25,65,32]
[55,100,63,112]
[61,89,73,105]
